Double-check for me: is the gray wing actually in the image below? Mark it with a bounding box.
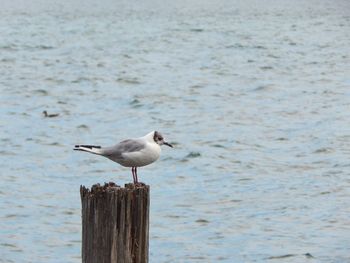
[100,139,146,159]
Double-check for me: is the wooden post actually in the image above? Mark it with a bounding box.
[80,182,150,263]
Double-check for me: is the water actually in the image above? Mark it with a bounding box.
[1,0,350,262]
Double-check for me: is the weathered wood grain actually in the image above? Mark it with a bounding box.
[80,182,149,263]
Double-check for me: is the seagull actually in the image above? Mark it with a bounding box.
[74,131,173,184]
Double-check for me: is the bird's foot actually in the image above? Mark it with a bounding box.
[134,182,146,188]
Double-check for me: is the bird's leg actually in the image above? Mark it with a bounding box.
[135,167,138,184]
[131,167,136,184]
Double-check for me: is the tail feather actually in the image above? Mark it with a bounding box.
[74,145,101,149]
[74,145,103,155]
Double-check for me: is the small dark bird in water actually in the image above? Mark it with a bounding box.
[43,110,59,118]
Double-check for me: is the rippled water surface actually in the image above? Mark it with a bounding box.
[1,0,350,262]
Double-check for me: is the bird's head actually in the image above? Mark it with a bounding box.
[153,131,173,148]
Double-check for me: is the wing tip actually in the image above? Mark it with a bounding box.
[74,145,101,148]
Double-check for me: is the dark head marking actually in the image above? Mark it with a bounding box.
[153,131,163,143]
[153,131,173,147]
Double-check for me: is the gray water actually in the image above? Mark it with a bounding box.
[1,0,350,262]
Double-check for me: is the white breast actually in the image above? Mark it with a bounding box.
[118,142,161,167]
